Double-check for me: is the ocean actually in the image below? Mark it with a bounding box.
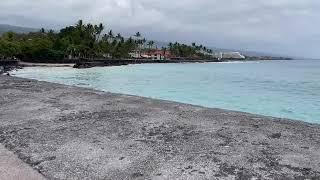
[13,60,320,124]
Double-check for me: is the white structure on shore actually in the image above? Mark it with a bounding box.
[212,52,245,60]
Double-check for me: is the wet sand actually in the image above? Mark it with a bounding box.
[0,75,319,179]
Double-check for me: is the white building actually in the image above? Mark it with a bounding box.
[212,52,245,60]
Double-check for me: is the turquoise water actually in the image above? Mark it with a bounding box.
[13,60,320,124]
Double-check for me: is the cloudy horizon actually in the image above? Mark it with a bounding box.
[1,0,319,58]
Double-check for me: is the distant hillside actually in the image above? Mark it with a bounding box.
[0,24,38,35]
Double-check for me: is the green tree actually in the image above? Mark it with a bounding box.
[0,39,21,58]
[147,40,154,49]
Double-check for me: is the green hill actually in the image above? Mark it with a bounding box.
[0,24,38,35]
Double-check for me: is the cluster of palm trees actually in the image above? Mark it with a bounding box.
[191,43,213,54]
[134,32,155,49]
[0,19,215,61]
[102,30,125,44]
[57,20,160,59]
[167,42,213,58]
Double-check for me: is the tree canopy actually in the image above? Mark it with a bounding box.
[0,20,214,61]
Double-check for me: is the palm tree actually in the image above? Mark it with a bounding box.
[76,20,85,35]
[116,33,122,42]
[127,37,134,44]
[168,42,173,52]
[134,32,142,48]
[141,38,146,49]
[95,23,104,40]
[99,23,104,32]
[126,37,136,53]
[147,41,152,49]
[203,46,207,52]
[102,34,108,41]
[107,30,114,42]
[40,28,45,34]
[86,24,94,36]
[120,37,125,43]
[134,32,141,39]
[147,40,155,49]
[77,20,83,28]
[133,32,142,57]
[162,47,167,60]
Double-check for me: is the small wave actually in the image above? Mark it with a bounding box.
[210,61,260,64]
[76,83,90,86]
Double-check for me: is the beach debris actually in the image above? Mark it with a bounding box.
[270,133,282,139]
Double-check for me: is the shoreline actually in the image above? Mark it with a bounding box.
[0,59,227,73]
[19,62,75,67]
[8,69,319,125]
[0,75,319,179]
[71,59,222,68]
[1,58,293,71]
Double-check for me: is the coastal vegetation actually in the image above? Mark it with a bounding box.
[0,20,214,62]
[168,42,213,59]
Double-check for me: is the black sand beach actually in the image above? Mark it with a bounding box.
[0,75,319,179]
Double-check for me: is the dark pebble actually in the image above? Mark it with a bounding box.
[270,133,282,139]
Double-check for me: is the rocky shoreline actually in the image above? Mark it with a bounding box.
[1,58,289,72]
[1,59,221,71]
[73,59,220,69]
[0,76,319,179]
[0,59,21,74]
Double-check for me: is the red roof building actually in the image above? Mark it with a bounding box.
[143,49,172,60]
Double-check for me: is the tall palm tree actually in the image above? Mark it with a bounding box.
[102,34,108,41]
[147,41,152,49]
[147,40,155,49]
[116,33,122,42]
[133,32,142,58]
[95,23,104,40]
[127,37,134,44]
[203,46,207,52]
[107,30,114,42]
[134,32,142,48]
[168,42,173,52]
[141,38,147,49]
[99,23,104,32]
[120,37,125,43]
[162,47,167,60]
[134,32,141,39]
[40,28,45,34]
[76,20,83,30]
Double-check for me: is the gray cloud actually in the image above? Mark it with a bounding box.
[1,0,319,58]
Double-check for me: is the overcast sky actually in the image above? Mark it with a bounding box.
[1,0,319,58]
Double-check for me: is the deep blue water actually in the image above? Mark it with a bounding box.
[13,60,320,124]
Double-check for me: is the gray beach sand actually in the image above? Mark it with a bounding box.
[0,75,319,179]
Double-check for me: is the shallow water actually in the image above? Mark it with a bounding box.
[13,60,320,124]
